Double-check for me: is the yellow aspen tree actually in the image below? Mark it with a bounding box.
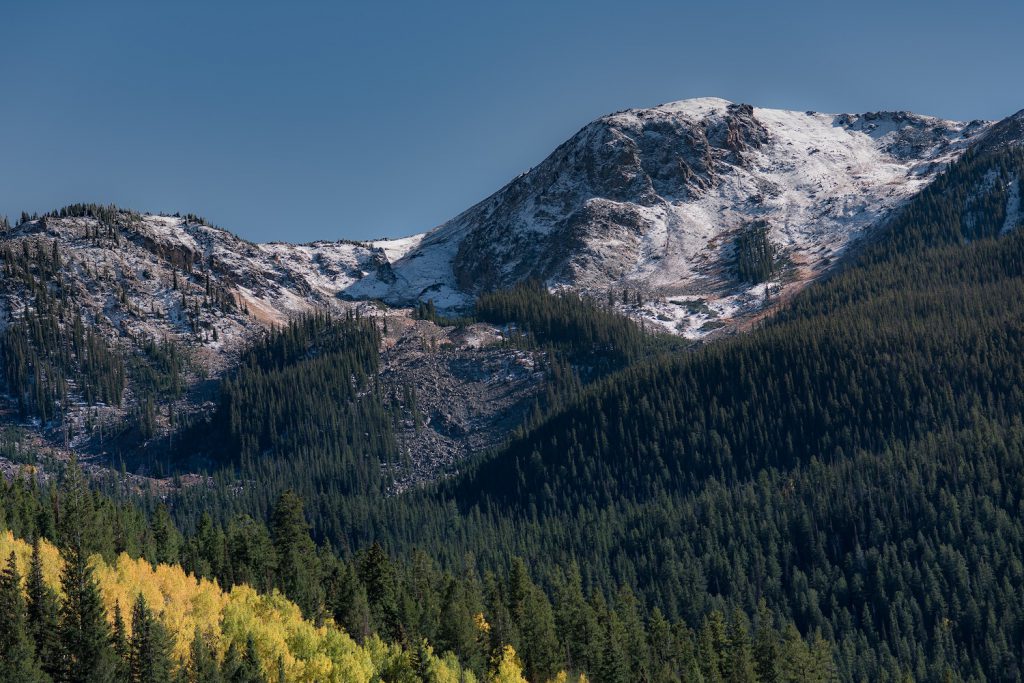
[489,644,528,683]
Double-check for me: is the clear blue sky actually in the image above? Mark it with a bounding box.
[3,0,1022,242]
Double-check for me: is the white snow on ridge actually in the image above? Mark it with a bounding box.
[344,98,991,337]
[17,98,995,344]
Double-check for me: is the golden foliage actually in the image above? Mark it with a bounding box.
[0,530,480,683]
[545,672,588,683]
[473,611,491,633]
[488,644,527,683]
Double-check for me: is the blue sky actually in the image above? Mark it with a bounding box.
[2,0,1022,242]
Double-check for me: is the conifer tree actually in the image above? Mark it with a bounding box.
[326,559,371,642]
[754,601,780,683]
[58,482,117,683]
[129,593,174,683]
[150,504,180,566]
[0,551,48,682]
[221,640,242,681]
[357,542,400,640]
[614,587,649,682]
[226,635,266,683]
[57,457,96,556]
[26,537,61,679]
[110,600,129,680]
[270,490,322,618]
[724,608,757,683]
[647,607,675,682]
[520,584,560,683]
[553,563,598,676]
[593,595,629,683]
[697,611,727,683]
[186,627,221,683]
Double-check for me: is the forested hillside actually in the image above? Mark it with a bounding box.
[437,145,1024,680]
[142,144,1024,681]
[3,128,1024,681]
[0,459,826,682]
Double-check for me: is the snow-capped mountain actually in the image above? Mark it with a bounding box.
[0,213,408,361]
[1,96,1021,479]
[345,98,993,334]
[3,98,1015,351]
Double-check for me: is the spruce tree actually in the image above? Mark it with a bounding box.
[553,563,598,676]
[753,601,780,683]
[697,611,727,683]
[220,640,242,681]
[26,537,61,679]
[520,585,560,683]
[226,636,265,683]
[129,593,173,683]
[724,608,757,683]
[57,457,96,557]
[357,542,399,639]
[58,529,117,682]
[150,505,180,566]
[593,595,629,683]
[186,627,221,683]
[325,560,371,642]
[110,600,129,680]
[0,551,48,682]
[270,490,322,618]
[647,607,675,681]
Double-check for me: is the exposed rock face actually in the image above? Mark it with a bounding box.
[972,108,1024,154]
[377,318,545,493]
[0,212,545,489]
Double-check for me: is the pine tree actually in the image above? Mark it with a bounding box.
[0,551,48,682]
[58,528,117,682]
[553,563,598,676]
[724,607,757,683]
[226,636,266,683]
[647,607,675,682]
[326,560,371,642]
[357,542,400,640]
[26,537,61,679]
[615,586,649,682]
[593,595,629,683]
[186,627,221,683]
[754,601,780,683]
[697,611,727,683]
[778,626,819,683]
[129,593,173,683]
[57,457,96,557]
[520,584,560,682]
[270,490,322,618]
[111,600,129,679]
[221,640,242,681]
[150,504,180,565]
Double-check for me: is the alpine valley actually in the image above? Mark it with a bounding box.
[2,98,1024,682]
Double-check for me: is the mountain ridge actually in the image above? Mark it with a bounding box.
[7,98,1013,342]
[355,99,990,331]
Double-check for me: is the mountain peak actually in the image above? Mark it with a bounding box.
[15,99,1018,342]
[345,98,991,336]
[630,96,735,117]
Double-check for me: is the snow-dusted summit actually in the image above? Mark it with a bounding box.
[344,98,992,334]
[5,99,1012,342]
